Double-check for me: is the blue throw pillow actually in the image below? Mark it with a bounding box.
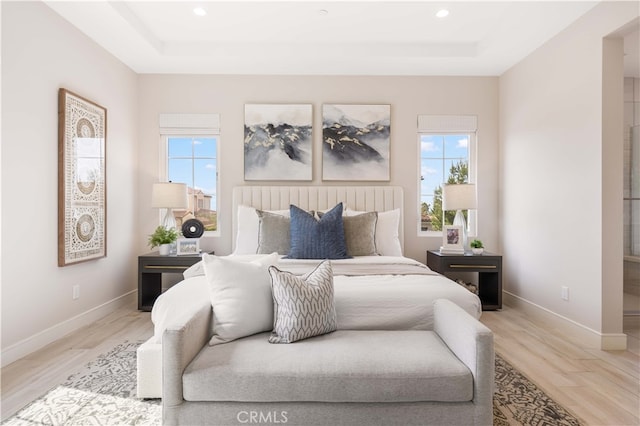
[287,203,349,259]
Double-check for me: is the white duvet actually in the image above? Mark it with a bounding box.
[151,255,482,343]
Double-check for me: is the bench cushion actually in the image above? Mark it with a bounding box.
[182,330,472,403]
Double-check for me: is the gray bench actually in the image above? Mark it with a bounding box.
[163,299,494,425]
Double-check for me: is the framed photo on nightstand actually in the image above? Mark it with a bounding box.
[177,238,200,255]
[442,225,464,253]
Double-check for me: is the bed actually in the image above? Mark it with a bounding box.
[136,186,482,398]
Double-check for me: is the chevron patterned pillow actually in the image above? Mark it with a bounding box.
[268,261,337,344]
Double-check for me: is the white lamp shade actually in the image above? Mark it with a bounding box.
[442,183,477,211]
[151,182,188,209]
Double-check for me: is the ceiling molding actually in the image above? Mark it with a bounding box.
[108,1,164,53]
[44,1,607,76]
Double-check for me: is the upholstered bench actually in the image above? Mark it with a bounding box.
[162,299,494,425]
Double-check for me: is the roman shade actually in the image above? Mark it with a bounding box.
[417,115,477,133]
[159,113,220,135]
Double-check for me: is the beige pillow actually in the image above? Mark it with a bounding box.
[318,210,378,256]
[342,212,378,256]
[345,208,402,256]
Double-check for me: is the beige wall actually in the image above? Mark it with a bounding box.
[499,2,638,346]
[602,35,624,341]
[137,75,500,262]
[1,2,139,364]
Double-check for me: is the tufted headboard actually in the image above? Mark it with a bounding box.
[232,186,404,252]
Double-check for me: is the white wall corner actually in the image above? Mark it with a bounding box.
[1,291,137,368]
[503,291,628,351]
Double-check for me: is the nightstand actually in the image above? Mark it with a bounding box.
[426,250,502,310]
[138,252,204,311]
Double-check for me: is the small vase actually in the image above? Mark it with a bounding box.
[158,244,171,256]
[472,248,484,255]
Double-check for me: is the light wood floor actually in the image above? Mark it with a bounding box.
[1,304,638,425]
[0,305,153,422]
[482,308,639,425]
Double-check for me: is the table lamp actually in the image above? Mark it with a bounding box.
[442,183,477,249]
[151,182,188,230]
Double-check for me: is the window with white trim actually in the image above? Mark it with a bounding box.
[159,114,220,235]
[417,115,477,235]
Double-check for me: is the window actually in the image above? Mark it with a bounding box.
[159,113,220,234]
[167,136,218,232]
[417,115,477,235]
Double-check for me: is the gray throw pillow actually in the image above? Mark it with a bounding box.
[343,212,378,256]
[256,210,290,255]
[268,260,337,343]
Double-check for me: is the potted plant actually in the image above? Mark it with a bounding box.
[148,226,178,255]
[470,239,484,255]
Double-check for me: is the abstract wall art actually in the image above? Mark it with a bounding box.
[58,89,107,266]
[322,104,390,181]
[244,104,313,180]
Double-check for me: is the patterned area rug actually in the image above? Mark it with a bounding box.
[3,342,160,426]
[493,355,582,426]
[4,341,583,426]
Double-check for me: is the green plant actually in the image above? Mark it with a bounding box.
[470,239,484,249]
[148,226,178,248]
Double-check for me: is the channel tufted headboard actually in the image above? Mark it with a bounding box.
[232,186,404,252]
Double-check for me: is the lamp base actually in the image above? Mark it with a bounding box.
[161,208,177,230]
[452,209,468,249]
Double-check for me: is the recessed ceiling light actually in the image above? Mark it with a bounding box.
[436,9,449,18]
[193,7,207,17]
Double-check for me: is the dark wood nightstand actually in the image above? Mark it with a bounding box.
[426,250,502,310]
[138,252,204,311]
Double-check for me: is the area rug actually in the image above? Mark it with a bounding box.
[493,355,582,426]
[3,342,160,426]
[4,341,583,426]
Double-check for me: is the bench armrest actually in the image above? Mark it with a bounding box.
[162,303,212,408]
[433,298,494,425]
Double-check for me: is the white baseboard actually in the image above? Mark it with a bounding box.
[503,291,628,350]
[1,290,137,368]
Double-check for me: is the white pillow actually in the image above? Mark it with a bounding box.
[345,208,402,256]
[151,275,210,343]
[203,252,279,345]
[234,205,289,254]
[183,260,204,279]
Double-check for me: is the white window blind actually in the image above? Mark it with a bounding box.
[417,115,477,133]
[159,113,220,135]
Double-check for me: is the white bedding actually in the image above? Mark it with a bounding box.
[151,255,482,343]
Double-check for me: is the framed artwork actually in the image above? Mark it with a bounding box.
[244,104,312,180]
[58,89,107,266]
[442,225,464,251]
[177,238,200,255]
[322,104,390,181]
